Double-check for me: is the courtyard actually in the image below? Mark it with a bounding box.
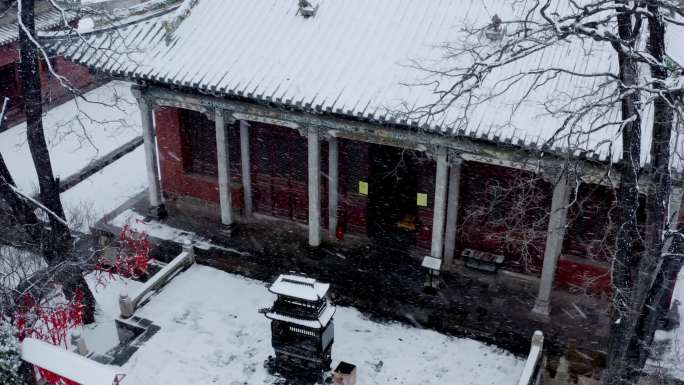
[84,264,525,384]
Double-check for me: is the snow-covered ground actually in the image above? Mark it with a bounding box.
[0,81,141,196]
[61,147,147,232]
[0,81,146,232]
[84,265,524,385]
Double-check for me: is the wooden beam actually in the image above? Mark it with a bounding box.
[141,84,628,187]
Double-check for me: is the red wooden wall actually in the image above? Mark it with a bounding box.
[415,154,436,254]
[456,162,550,276]
[155,107,221,204]
[454,161,614,293]
[154,105,622,293]
[250,122,310,224]
[338,139,369,236]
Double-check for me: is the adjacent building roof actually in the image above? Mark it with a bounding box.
[56,0,684,167]
[75,0,182,34]
[0,2,78,46]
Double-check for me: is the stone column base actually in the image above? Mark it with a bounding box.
[148,204,167,220]
[306,243,323,260]
[210,223,238,245]
[531,299,551,321]
[219,223,238,237]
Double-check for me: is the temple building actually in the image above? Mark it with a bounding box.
[56,0,684,319]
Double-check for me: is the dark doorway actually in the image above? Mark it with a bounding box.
[251,123,308,223]
[367,144,418,249]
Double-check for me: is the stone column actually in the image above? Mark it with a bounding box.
[308,127,322,247]
[70,331,89,356]
[532,170,572,318]
[443,157,463,269]
[669,188,683,230]
[658,187,684,317]
[430,149,449,259]
[240,120,253,217]
[138,95,166,219]
[215,109,235,231]
[661,187,684,254]
[328,136,339,238]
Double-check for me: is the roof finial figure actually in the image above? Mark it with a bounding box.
[163,0,199,44]
[485,14,504,41]
[298,0,318,18]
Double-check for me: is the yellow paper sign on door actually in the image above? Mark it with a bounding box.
[359,181,368,196]
[417,193,428,207]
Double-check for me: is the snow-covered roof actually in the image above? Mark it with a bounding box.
[266,304,335,329]
[57,0,684,168]
[0,7,78,46]
[21,338,125,385]
[75,0,181,35]
[268,274,329,301]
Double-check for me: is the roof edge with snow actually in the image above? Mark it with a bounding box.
[21,338,125,385]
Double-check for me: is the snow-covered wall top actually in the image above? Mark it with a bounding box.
[57,0,684,168]
[21,338,124,385]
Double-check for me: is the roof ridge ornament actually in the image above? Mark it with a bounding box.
[163,0,199,44]
[54,0,81,11]
[298,0,319,18]
[485,14,505,41]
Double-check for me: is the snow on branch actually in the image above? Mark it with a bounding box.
[2,180,69,228]
[403,0,684,166]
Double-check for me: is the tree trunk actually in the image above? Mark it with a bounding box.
[654,218,684,328]
[18,0,95,324]
[58,265,97,325]
[18,0,70,262]
[605,4,643,384]
[0,150,41,240]
[631,3,676,369]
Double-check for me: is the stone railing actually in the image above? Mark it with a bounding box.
[119,241,195,318]
[517,331,545,385]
